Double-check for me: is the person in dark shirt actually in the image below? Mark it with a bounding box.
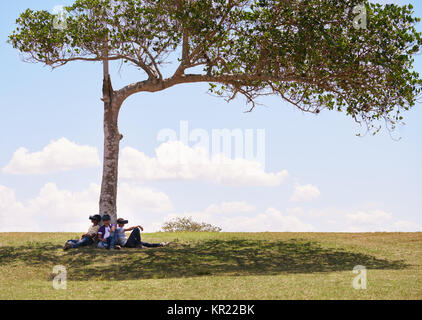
[115,218,169,248]
[97,214,120,250]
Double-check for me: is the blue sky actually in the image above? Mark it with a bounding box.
[0,0,421,232]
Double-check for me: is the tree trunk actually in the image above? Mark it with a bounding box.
[99,75,122,223]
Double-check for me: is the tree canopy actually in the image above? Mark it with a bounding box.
[9,0,422,133]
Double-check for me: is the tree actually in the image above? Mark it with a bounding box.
[161,216,222,232]
[8,0,422,223]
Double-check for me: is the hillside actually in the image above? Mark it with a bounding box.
[0,232,421,299]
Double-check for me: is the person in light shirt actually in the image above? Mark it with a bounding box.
[64,215,101,250]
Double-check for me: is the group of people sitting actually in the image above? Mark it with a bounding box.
[64,214,169,250]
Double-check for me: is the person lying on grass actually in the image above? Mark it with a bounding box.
[64,214,101,250]
[97,214,120,250]
[115,218,170,248]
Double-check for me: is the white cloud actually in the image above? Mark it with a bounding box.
[0,185,15,210]
[370,0,405,4]
[274,206,422,232]
[204,201,256,214]
[27,183,100,231]
[2,138,101,174]
[344,209,422,232]
[304,207,422,232]
[392,220,422,232]
[120,141,289,186]
[346,210,393,225]
[0,183,99,232]
[285,207,306,216]
[220,208,315,232]
[0,183,173,232]
[117,183,174,214]
[290,183,321,202]
[0,185,29,231]
[2,182,420,233]
[163,206,315,232]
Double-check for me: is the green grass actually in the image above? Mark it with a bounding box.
[0,232,421,299]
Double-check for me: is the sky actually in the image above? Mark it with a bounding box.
[0,0,421,232]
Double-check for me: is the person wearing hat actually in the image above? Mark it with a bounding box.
[64,214,101,250]
[97,214,120,250]
[115,218,169,248]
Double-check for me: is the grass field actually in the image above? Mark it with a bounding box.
[0,232,421,300]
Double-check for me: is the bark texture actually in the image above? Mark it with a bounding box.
[99,75,122,223]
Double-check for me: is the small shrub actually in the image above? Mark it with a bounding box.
[161,217,222,232]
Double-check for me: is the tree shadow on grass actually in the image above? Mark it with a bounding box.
[0,239,408,280]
